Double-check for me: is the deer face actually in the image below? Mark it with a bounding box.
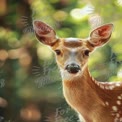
[33,21,113,79]
[51,38,92,76]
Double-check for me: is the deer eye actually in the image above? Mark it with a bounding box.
[84,50,90,56]
[55,50,61,55]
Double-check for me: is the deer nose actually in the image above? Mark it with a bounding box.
[65,63,81,74]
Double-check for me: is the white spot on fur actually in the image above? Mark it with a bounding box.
[116,83,121,86]
[112,106,118,112]
[96,81,100,86]
[117,100,121,105]
[116,113,120,117]
[100,84,104,89]
[111,86,115,90]
[105,101,109,106]
[114,118,117,122]
[120,117,122,121]
[118,96,122,100]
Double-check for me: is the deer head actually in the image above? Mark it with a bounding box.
[33,20,113,80]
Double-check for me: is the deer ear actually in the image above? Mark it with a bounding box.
[33,20,57,46]
[88,24,114,47]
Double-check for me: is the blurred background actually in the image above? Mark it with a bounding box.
[0,0,122,122]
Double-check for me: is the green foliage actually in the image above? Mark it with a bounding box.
[0,0,122,121]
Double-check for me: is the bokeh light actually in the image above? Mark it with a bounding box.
[37,45,53,60]
[0,97,8,107]
[0,50,8,61]
[70,5,94,20]
[20,104,41,121]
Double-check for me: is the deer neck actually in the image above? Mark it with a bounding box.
[61,65,102,94]
[61,65,105,115]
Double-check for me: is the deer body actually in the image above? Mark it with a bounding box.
[62,65,122,122]
[33,21,122,122]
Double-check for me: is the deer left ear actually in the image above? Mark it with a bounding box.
[88,24,114,47]
[33,20,57,46]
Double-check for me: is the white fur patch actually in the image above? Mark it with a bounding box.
[60,68,81,81]
[65,38,80,42]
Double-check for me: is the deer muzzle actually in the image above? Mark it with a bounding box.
[65,63,81,74]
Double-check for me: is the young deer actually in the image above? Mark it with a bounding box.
[33,20,122,122]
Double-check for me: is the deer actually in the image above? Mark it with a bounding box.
[33,20,122,122]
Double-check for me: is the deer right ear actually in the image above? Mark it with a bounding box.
[88,24,114,47]
[33,20,57,46]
